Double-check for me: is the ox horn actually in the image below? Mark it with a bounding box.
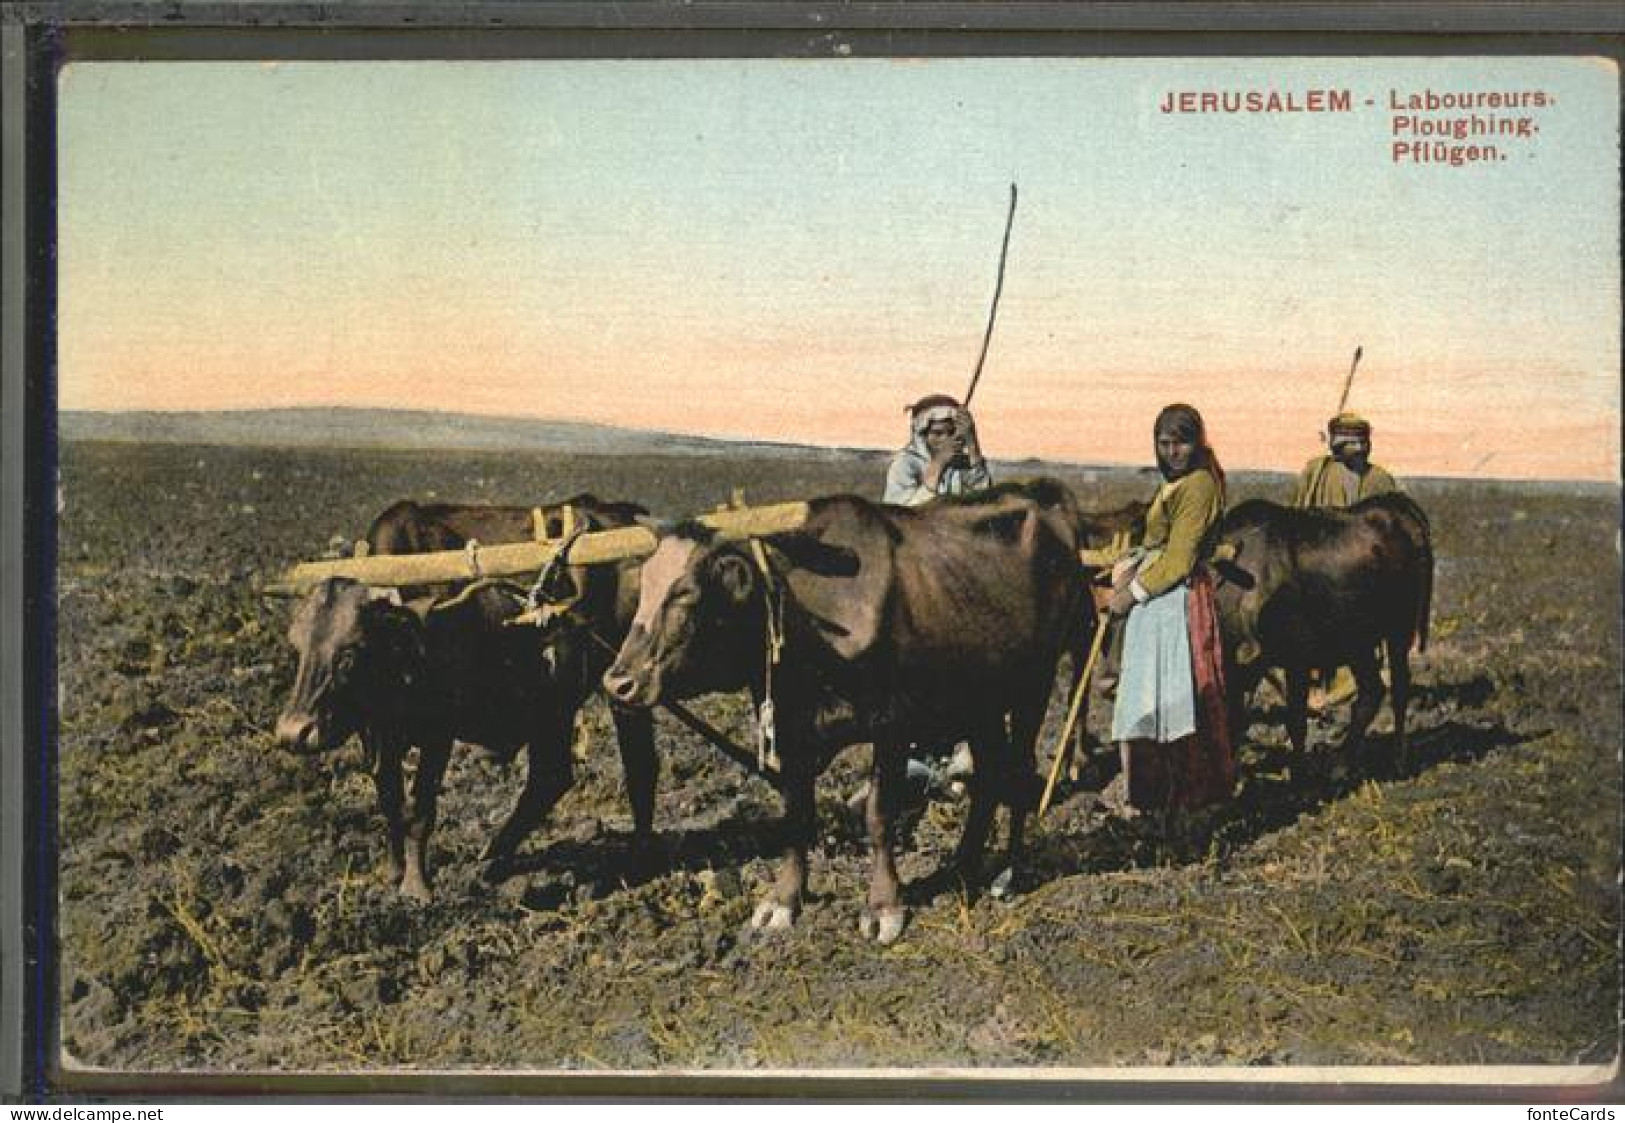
[431,577,530,615]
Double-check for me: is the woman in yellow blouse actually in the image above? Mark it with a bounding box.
[1107,404,1236,816]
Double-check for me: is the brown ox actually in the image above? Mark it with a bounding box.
[602,480,1088,943]
[275,496,656,901]
[1211,492,1434,774]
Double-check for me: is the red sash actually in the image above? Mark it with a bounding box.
[1181,566,1236,808]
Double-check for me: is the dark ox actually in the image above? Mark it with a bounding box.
[602,480,1088,943]
[1210,492,1434,773]
[275,497,655,902]
[361,499,621,600]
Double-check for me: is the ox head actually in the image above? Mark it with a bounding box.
[275,577,422,755]
[601,526,760,708]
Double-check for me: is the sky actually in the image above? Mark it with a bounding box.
[57,56,1621,480]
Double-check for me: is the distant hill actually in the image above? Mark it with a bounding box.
[75,407,1536,492]
[60,408,886,462]
[58,407,1329,486]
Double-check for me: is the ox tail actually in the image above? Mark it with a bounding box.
[1372,492,1434,656]
[1397,493,1434,654]
[1414,534,1433,654]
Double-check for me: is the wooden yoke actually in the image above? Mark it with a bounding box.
[266,501,811,594]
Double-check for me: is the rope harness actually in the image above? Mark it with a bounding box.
[525,522,590,616]
[502,505,786,780]
[748,538,785,773]
[501,504,588,629]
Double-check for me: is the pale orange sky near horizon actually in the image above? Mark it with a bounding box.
[58,57,1621,481]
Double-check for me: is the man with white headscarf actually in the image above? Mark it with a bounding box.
[853,393,993,812]
[884,393,993,506]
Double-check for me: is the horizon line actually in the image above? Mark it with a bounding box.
[59,406,1622,489]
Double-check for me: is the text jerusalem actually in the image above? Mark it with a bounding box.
[1159,88,1352,114]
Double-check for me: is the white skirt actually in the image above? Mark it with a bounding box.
[1110,575,1198,745]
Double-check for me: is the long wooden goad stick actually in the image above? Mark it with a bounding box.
[1333,345,1364,421]
[1037,610,1112,818]
[963,182,1019,408]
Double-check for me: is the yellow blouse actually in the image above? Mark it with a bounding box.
[1135,469,1223,598]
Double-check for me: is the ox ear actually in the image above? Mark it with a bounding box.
[1211,540,1255,590]
[713,553,754,605]
[1213,560,1254,590]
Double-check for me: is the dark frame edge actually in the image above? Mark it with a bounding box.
[0,18,29,1106]
[45,1062,1625,1102]
[1,16,57,1104]
[7,0,1625,1103]
[8,2,1625,35]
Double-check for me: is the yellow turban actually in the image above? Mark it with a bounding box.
[1328,412,1372,442]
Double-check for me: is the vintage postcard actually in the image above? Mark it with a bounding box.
[46,39,1620,1091]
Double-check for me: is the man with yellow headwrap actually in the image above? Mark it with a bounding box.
[1289,411,1402,709]
[1291,412,1399,508]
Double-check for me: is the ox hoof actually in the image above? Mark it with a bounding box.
[750,901,796,931]
[400,878,433,905]
[858,906,907,944]
[989,867,1017,901]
